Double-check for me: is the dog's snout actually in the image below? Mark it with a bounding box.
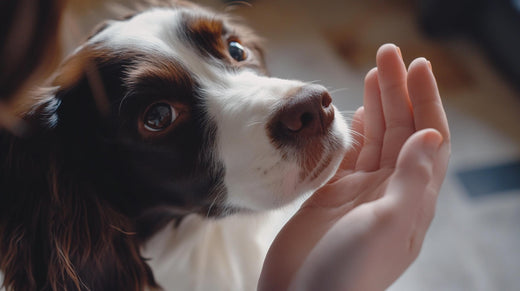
[269,85,335,145]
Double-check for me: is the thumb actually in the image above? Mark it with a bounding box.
[386,129,443,205]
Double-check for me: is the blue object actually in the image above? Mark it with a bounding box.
[457,160,520,198]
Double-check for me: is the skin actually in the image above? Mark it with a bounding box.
[258,43,451,291]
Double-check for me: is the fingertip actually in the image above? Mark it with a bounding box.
[377,43,399,57]
[407,57,441,101]
[364,68,380,98]
[376,44,407,91]
[363,68,381,102]
[421,129,443,158]
[355,105,365,115]
[351,106,365,131]
[376,43,402,66]
[422,127,443,141]
[407,57,431,76]
[397,129,442,170]
[364,67,378,83]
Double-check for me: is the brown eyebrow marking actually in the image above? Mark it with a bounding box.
[124,57,194,101]
[181,15,227,59]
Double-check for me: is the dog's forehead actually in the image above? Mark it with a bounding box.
[88,7,223,57]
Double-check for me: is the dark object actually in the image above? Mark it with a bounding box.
[418,0,520,91]
[457,160,520,198]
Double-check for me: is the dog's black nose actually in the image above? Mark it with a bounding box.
[268,85,335,146]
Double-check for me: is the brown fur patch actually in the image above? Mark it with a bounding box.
[183,16,227,59]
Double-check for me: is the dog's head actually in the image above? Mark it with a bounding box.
[1,2,354,290]
[39,3,350,218]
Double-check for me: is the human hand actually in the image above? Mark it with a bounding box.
[258,43,451,291]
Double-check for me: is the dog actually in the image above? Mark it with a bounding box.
[0,2,351,290]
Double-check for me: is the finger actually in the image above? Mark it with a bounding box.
[384,129,442,207]
[390,129,449,259]
[407,58,450,142]
[355,67,385,171]
[350,106,365,152]
[407,58,451,189]
[371,129,445,268]
[412,137,451,246]
[338,106,364,171]
[376,44,415,168]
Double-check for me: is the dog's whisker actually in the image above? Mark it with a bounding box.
[348,129,366,147]
[338,112,356,119]
[350,131,365,139]
[349,130,365,138]
[206,189,225,218]
[338,110,359,123]
[246,120,263,128]
[329,88,348,95]
[338,110,357,115]
[206,198,217,218]
[349,142,363,156]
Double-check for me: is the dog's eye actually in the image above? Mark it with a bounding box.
[143,102,177,132]
[228,41,247,62]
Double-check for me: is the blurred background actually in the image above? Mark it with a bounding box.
[3,0,520,289]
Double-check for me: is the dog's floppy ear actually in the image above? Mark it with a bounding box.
[36,50,140,169]
[52,49,121,132]
[0,52,158,290]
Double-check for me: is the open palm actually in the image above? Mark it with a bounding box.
[259,44,451,291]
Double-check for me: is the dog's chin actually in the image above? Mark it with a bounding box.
[283,145,348,205]
[299,148,346,190]
[218,144,348,216]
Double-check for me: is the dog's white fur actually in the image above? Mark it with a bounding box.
[142,208,297,291]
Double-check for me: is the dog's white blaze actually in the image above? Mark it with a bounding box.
[202,69,352,210]
[201,71,310,210]
[85,7,351,212]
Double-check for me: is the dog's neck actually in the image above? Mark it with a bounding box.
[142,207,296,291]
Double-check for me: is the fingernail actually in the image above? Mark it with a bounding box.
[427,60,433,72]
[396,46,402,59]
